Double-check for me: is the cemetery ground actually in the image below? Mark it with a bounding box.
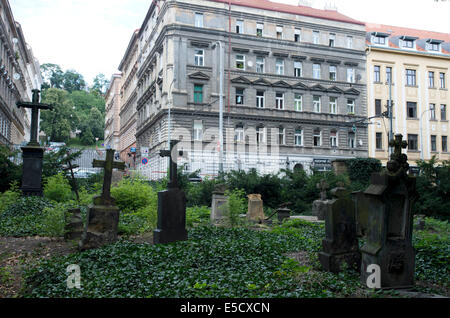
[0,170,449,299]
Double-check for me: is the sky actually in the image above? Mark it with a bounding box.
[9,0,450,86]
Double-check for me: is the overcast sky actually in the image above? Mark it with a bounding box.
[9,0,450,86]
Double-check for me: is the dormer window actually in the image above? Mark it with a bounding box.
[371,32,389,46]
[402,40,414,48]
[400,36,418,49]
[426,39,443,52]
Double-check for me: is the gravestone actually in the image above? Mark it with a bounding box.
[312,179,329,221]
[318,187,361,273]
[247,194,265,223]
[210,184,229,223]
[351,191,369,238]
[65,208,84,241]
[153,140,188,244]
[79,149,125,251]
[360,134,416,289]
[276,207,291,223]
[16,89,53,196]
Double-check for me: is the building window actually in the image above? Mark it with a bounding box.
[402,39,414,48]
[408,134,418,150]
[276,59,284,75]
[275,92,284,110]
[256,91,265,108]
[347,36,353,49]
[373,36,386,45]
[313,64,321,79]
[256,127,266,144]
[406,69,416,86]
[294,29,301,42]
[276,26,283,39]
[278,127,285,145]
[440,73,446,89]
[236,88,244,105]
[313,31,320,44]
[236,54,245,70]
[347,99,355,114]
[313,96,321,113]
[375,99,382,116]
[376,132,383,149]
[194,84,203,103]
[330,130,338,148]
[348,132,356,149]
[374,65,381,82]
[347,68,355,83]
[329,33,335,47]
[194,121,203,141]
[441,104,447,121]
[256,57,265,73]
[294,61,302,77]
[429,71,435,88]
[295,94,303,112]
[295,129,303,146]
[407,102,417,118]
[236,20,244,34]
[313,129,322,147]
[235,125,244,143]
[329,97,337,114]
[386,67,393,84]
[256,23,263,37]
[430,104,436,120]
[329,65,337,81]
[195,13,203,28]
[431,135,437,152]
[442,136,448,152]
[194,49,204,66]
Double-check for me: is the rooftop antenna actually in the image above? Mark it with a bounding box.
[324,1,338,11]
[298,0,313,7]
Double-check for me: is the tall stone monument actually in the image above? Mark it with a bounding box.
[247,194,265,223]
[154,140,188,244]
[79,149,125,250]
[318,186,361,273]
[210,184,229,224]
[312,179,329,221]
[16,89,53,196]
[360,134,416,289]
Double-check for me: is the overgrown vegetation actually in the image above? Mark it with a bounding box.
[0,145,21,192]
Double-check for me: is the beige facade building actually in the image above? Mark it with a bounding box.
[0,0,43,147]
[366,23,450,167]
[118,30,139,167]
[104,73,122,151]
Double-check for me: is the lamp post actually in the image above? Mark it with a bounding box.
[212,41,224,173]
[419,107,433,160]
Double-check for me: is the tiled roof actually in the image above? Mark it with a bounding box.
[366,23,450,43]
[209,0,364,25]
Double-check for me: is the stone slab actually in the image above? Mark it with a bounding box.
[291,216,324,224]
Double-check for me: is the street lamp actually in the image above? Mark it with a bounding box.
[419,107,433,160]
[213,41,224,173]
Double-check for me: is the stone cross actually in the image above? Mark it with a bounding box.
[160,140,183,189]
[387,134,410,176]
[317,179,329,201]
[16,89,53,146]
[389,134,408,161]
[93,149,125,205]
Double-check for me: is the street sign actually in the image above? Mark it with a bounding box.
[130,147,136,153]
[141,147,149,155]
[142,158,149,165]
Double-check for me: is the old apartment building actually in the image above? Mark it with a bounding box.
[0,0,42,147]
[124,0,368,178]
[104,73,122,152]
[366,23,450,166]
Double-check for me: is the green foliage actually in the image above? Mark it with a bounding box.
[91,73,110,96]
[44,173,74,203]
[186,206,211,228]
[38,204,68,237]
[344,158,382,189]
[62,70,87,93]
[185,178,218,208]
[0,145,21,192]
[76,173,103,194]
[42,146,82,180]
[119,205,158,236]
[414,157,450,220]
[0,181,21,214]
[223,189,247,228]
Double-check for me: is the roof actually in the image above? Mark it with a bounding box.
[209,0,364,25]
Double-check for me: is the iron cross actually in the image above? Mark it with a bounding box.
[93,149,125,205]
[389,134,408,160]
[160,140,183,189]
[16,89,53,146]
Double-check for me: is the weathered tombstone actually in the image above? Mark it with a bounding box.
[16,89,53,196]
[332,159,348,176]
[318,187,361,273]
[351,190,369,238]
[360,134,416,289]
[79,149,125,251]
[276,207,291,223]
[65,208,84,241]
[210,184,228,223]
[153,140,188,244]
[247,194,265,223]
[312,179,329,221]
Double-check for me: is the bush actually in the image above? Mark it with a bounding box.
[0,145,21,192]
[185,178,217,207]
[76,173,103,194]
[186,206,211,228]
[223,189,247,228]
[38,204,68,237]
[119,205,158,236]
[0,181,21,214]
[344,158,382,189]
[44,173,74,203]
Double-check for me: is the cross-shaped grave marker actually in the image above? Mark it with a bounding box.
[160,140,183,189]
[93,149,125,205]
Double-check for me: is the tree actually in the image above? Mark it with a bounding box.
[91,74,110,95]
[63,70,87,93]
[40,89,78,142]
[69,90,105,114]
[0,145,21,192]
[40,63,64,89]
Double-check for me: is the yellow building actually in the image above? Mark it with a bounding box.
[366,23,450,168]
